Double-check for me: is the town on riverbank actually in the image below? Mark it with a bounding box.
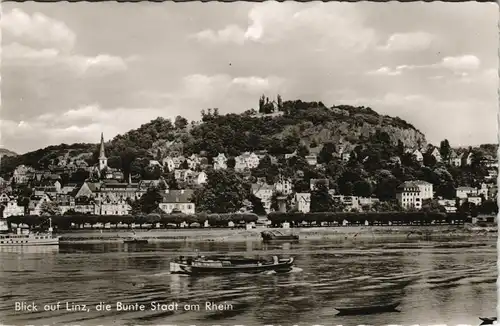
[0,98,498,240]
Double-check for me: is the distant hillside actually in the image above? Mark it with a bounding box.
[0,100,428,176]
[0,148,17,157]
[0,143,97,176]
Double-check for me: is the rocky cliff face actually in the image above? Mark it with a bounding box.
[285,105,427,150]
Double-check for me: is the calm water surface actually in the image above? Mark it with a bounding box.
[0,239,496,325]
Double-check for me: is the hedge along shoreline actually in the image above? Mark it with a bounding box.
[267,212,467,226]
[6,213,259,230]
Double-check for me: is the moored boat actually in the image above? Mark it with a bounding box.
[123,238,148,244]
[479,317,497,325]
[170,255,294,275]
[0,218,60,246]
[334,302,400,315]
[261,230,299,242]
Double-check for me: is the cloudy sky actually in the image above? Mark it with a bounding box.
[1,2,498,154]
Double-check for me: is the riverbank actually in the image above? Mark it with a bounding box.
[57,224,497,244]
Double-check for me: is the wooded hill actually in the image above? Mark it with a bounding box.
[0,100,429,177]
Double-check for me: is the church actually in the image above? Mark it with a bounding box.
[93,133,124,181]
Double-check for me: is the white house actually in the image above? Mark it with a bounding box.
[477,183,489,200]
[467,196,483,206]
[450,152,463,167]
[456,186,477,199]
[413,180,433,200]
[305,155,318,166]
[98,196,131,215]
[213,153,228,170]
[234,152,260,171]
[0,193,10,204]
[3,198,25,217]
[430,148,442,163]
[274,177,293,195]
[412,149,424,163]
[158,189,195,214]
[396,181,423,210]
[294,193,311,213]
[193,171,207,185]
[187,154,201,170]
[13,165,34,184]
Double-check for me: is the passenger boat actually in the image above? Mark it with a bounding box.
[334,302,400,315]
[479,317,497,325]
[261,230,299,242]
[0,219,59,246]
[170,255,294,275]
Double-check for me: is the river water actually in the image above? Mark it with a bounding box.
[0,238,496,326]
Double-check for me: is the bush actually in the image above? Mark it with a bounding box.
[267,212,464,226]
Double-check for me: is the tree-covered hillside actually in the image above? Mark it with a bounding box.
[1,98,487,184]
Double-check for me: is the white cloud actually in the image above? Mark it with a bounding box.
[193,2,376,51]
[193,25,246,45]
[1,8,76,52]
[2,9,130,76]
[366,66,402,76]
[440,55,481,71]
[2,42,60,60]
[3,43,128,75]
[180,74,284,99]
[379,32,434,52]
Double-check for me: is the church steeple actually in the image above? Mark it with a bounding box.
[98,132,108,172]
[99,132,106,159]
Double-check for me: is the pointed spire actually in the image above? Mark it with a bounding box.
[99,132,106,159]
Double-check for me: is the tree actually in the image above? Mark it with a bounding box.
[107,156,122,169]
[192,170,250,213]
[353,180,372,197]
[164,172,179,190]
[248,194,266,215]
[297,144,309,158]
[40,201,61,216]
[318,142,336,164]
[422,153,437,167]
[138,187,163,214]
[277,94,283,111]
[174,115,188,129]
[310,182,333,212]
[439,139,451,163]
[143,165,162,180]
[179,160,189,170]
[227,157,236,169]
[70,169,90,183]
[258,95,265,113]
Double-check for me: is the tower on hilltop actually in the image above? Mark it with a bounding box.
[99,132,108,171]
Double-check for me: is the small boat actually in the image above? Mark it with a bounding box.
[123,238,148,244]
[170,255,294,275]
[479,317,497,325]
[261,230,299,242]
[334,302,400,315]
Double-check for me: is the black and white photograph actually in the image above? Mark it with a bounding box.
[0,1,498,325]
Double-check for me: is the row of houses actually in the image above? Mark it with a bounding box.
[1,185,196,218]
[406,147,497,168]
[396,180,495,212]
